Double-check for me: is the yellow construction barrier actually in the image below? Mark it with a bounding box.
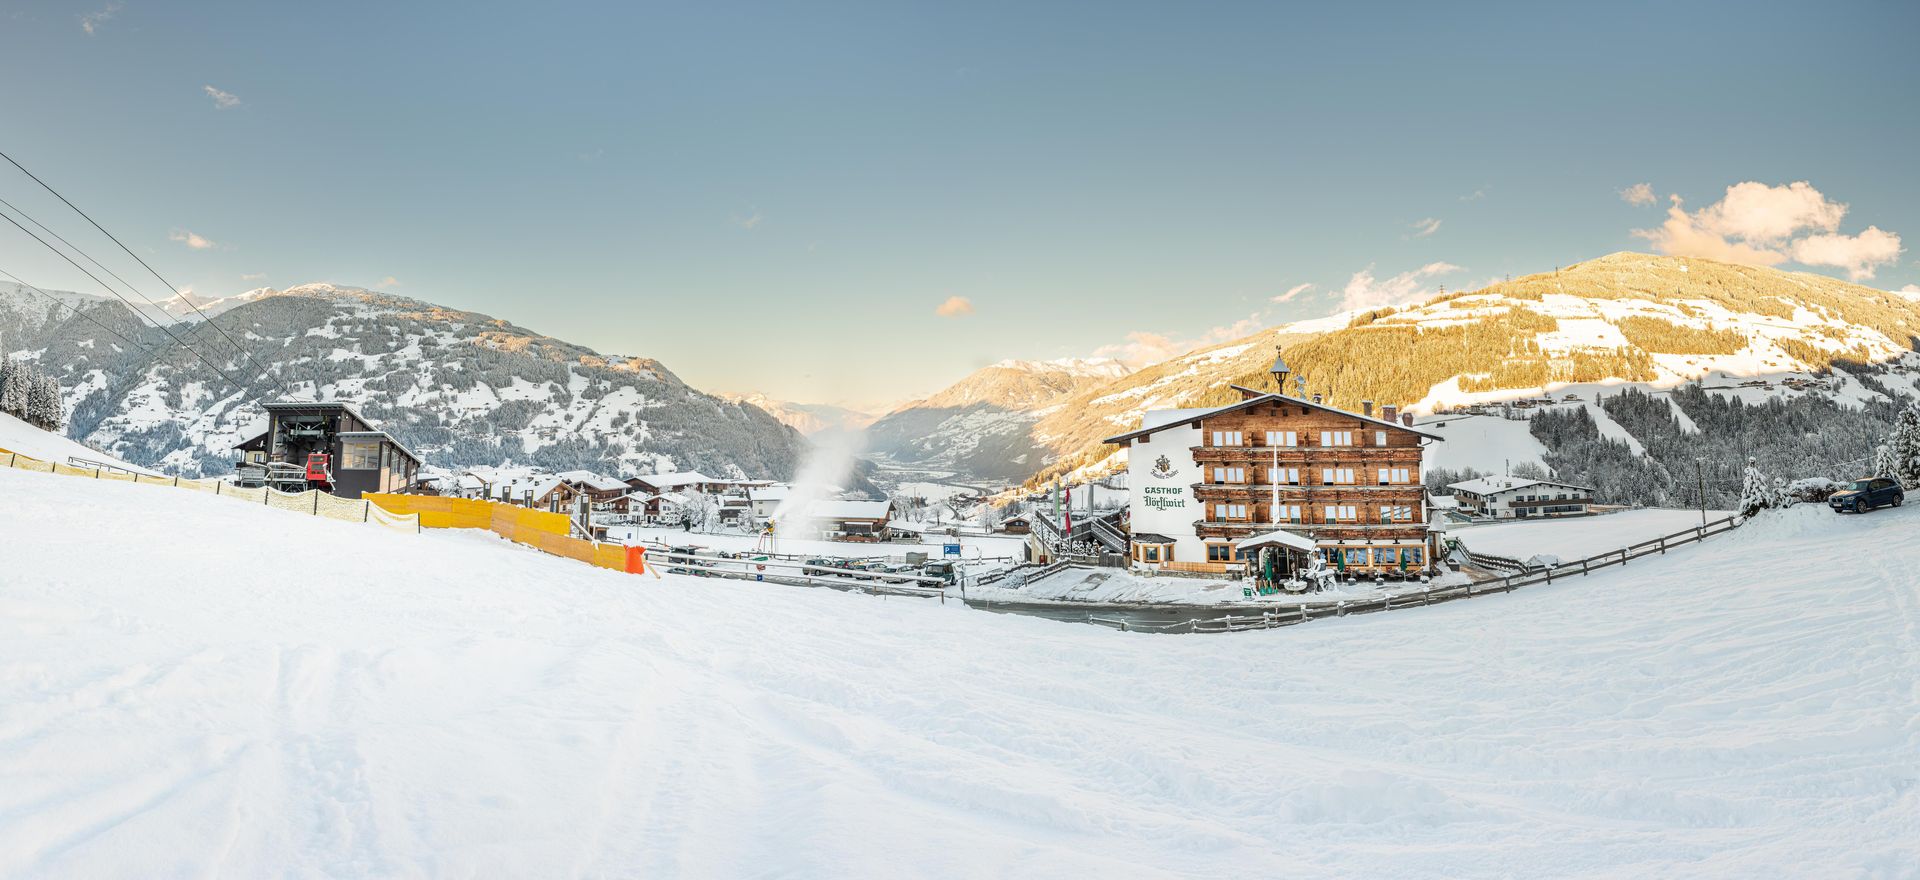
[0,446,420,533]
[366,493,632,573]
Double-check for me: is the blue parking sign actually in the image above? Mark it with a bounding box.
[943,543,962,557]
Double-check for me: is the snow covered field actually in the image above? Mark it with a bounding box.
[1453,508,1736,561]
[966,565,1467,607]
[608,524,1029,561]
[2,466,1916,877]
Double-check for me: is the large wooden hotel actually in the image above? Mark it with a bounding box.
[1104,352,1442,576]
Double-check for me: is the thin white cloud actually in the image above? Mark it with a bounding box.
[1791,227,1904,281]
[732,210,763,230]
[240,272,267,282]
[1632,181,1902,279]
[1410,217,1442,238]
[80,3,119,35]
[934,295,973,318]
[203,85,242,109]
[1271,282,1313,304]
[1094,313,1266,367]
[1339,261,1463,311]
[1459,189,1486,202]
[168,229,217,250]
[1619,183,1656,207]
[376,276,402,289]
[1895,283,1920,301]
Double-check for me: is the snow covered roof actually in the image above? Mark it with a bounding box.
[1235,529,1317,553]
[556,470,629,492]
[1427,494,1461,509]
[1447,477,1595,495]
[630,471,718,489]
[1105,391,1444,445]
[747,485,792,502]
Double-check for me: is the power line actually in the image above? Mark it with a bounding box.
[0,266,153,355]
[0,203,266,401]
[0,149,291,401]
[0,193,182,330]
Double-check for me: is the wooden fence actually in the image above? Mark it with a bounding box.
[1079,513,1748,634]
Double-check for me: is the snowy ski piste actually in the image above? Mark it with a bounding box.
[1,465,1915,878]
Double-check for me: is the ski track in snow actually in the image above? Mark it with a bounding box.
[0,466,1917,877]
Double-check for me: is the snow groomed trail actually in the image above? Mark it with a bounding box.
[1,465,1917,878]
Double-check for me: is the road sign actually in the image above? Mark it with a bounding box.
[943,543,962,557]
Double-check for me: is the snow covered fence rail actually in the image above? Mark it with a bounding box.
[0,448,422,533]
[641,549,951,600]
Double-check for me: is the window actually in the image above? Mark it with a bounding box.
[1322,504,1357,522]
[1373,547,1394,565]
[1345,548,1367,566]
[1406,548,1424,566]
[1264,430,1297,447]
[1276,503,1303,523]
[1143,545,1160,562]
[1211,466,1245,484]
[1319,430,1353,447]
[1379,505,1413,523]
[1377,467,1411,485]
[1375,430,1388,447]
[1210,430,1243,447]
[341,440,380,470]
[1213,503,1248,520]
[1268,466,1299,485]
[1321,467,1355,485]
[1206,543,1233,562]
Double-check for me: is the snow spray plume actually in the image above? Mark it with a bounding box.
[770,427,867,537]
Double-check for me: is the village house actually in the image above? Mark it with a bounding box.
[626,471,727,498]
[556,470,631,510]
[1103,352,1442,576]
[231,401,421,499]
[790,499,898,542]
[1446,476,1594,519]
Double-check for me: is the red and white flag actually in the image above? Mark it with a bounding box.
[1063,485,1074,539]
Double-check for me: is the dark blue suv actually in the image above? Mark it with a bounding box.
[1829,477,1904,514]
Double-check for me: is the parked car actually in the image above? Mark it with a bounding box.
[1828,477,1904,514]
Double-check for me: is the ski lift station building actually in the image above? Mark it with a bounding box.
[232,401,422,499]
[1104,352,1443,576]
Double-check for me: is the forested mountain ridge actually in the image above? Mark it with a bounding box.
[1019,252,1920,488]
[0,281,804,479]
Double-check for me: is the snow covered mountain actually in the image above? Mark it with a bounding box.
[862,357,1131,482]
[0,281,803,478]
[915,253,1920,490]
[717,392,878,436]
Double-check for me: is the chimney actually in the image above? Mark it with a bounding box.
[1361,400,1374,417]
[1382,404,1398,422]
[1312,392,1323,405]
[1401,413,1413,427]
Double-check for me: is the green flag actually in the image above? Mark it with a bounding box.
[1333,549,1344,572]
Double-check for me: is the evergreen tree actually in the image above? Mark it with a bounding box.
[1877,401,1920,488]
[0,358,28,419]
[1739,458,1777,516]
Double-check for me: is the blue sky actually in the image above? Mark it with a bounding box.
[2,0,1917,408]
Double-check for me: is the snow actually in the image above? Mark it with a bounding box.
[1417,413,1549,475]
[2,468,1917,877]
[0,412,154,475]
[967,565,1454,607]
[1452,508,1734,560]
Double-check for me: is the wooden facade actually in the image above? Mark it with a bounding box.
[1110,379,1440,574]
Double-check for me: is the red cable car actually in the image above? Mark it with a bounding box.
[304,452,334,491]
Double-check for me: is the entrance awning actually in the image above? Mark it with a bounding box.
[1234,529,1316,553]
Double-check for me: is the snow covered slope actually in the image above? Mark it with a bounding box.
[2,466,1916,877]
[0,411,150,474]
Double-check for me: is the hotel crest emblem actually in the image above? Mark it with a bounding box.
[1149,455,1177,480]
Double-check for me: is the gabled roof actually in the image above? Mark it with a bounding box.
[804,499,894,521]
[1235,529,1317,553]
[628,471,718,489]
[1103,390,1444,445]
[1447,476,1595,495]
